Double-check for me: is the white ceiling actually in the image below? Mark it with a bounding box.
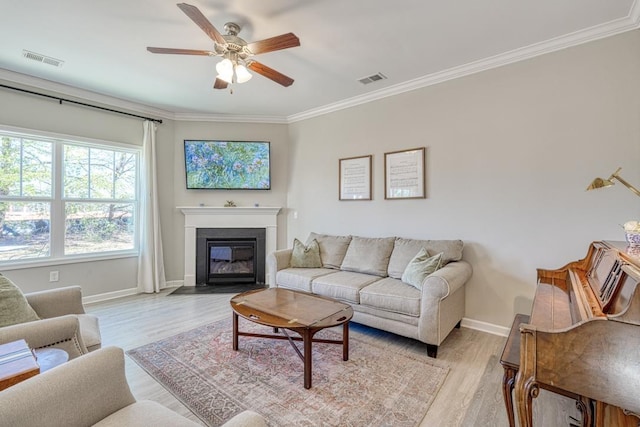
[1,0,638,122]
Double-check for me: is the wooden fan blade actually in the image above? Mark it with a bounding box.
[147,47,214,55]
[246,61,294,87]
[213,78,228,89]
[247,33,300,55]
[177,3,227,46]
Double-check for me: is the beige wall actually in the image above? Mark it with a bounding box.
[286,30,640,328]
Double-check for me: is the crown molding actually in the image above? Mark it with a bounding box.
[173,112,288,124]
[631,0,640,25]
[287,11,640,123]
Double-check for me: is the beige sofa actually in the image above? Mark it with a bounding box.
[0,346,267,427]
[267,233,472,357]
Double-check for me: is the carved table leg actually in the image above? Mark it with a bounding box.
[502,367,517,427]
[515,326,537,427]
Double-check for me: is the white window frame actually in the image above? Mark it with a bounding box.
[0,125,141,270]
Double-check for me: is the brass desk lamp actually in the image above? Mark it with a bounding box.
[586,167,640,198]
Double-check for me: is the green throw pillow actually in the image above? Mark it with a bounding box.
[290,238,323,268]
[401,248,443,289]
[0,274,40,328]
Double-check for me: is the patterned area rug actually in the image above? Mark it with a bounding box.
[127,318,449,427]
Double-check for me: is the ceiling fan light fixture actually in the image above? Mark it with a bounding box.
[216,58,233,74]
[216,58,234,83]
[235,64,252,83]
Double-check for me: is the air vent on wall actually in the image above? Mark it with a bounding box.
[22,50,64,68]
[358,72,387,85]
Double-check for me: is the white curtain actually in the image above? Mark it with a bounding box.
[138,120,166,293]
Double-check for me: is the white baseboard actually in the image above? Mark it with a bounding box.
[461,317,510,337]
[164,280,184,288]
[83,288,139,305]
[84,280,185,304]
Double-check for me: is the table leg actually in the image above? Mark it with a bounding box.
[502,367,516,427]
[343,321,349,361]
[232,312,239,351]
[303,329,312,389]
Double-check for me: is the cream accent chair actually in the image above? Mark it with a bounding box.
[0,346,267,427]
[0,286,101,359]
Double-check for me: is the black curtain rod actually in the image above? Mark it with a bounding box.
[0,84,163,124]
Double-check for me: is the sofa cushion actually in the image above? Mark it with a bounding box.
[276,268,336,292]
[290,238,322,268]
[401,249,443,289]
[0,274,40,328]
[359,277,422,317]
[387,238,463,279]
[340,236,395,277]
[306,233,352,269]
[311,271,382,304]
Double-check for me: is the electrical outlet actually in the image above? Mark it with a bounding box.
[49,271,59,282]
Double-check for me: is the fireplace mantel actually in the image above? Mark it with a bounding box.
[178,206,281,286]
[179,206,281,217]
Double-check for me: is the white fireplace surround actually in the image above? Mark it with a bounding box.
[178,206,281,286]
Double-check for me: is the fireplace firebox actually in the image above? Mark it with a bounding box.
[196,228,266,286]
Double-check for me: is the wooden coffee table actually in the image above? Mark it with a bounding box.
[230,287,353,389]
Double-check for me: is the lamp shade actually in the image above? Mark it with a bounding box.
[586,177,614,191]
[235,64,252,83]
[216,59,233,83]
[586,167,640,198]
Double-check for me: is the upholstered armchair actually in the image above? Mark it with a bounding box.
[0,346,267,427]
[0,285,101,359]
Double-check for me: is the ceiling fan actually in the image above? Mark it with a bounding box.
[147,3,300,90]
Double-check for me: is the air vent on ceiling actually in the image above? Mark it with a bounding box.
[358,72,387,85]
[22,50,64,68]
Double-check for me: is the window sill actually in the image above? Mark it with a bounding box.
[0,252,139,271]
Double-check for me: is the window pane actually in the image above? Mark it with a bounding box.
[65,202,134,254]
[0,137,21,196]
[114,152,137,199]
[21,140,53,197]
[64,145,137,200]
[0,201,50,260]
[64,145,89,198]
[0,137,52,198]
[89,148,114,199]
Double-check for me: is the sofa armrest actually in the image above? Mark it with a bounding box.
[266,249,292,287]
[421,260,473,300]
[0,346,136,427]
[25,286,86,318]
[0,315,88,359]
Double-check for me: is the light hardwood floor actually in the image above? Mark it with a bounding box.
[85,289,576,427]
